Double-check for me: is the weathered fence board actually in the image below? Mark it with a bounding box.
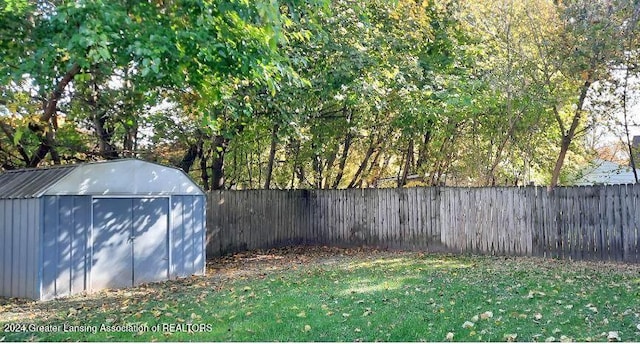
[207,186,640,263]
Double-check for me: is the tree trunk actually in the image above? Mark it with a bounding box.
[0,121,30,165]
[485,118,519,186]
[331,131,353,189]
[289,139,306,188]
[399,139,414,187]
[313,153,322,189]
[622,24,639,184]
[122,121,138,157]
[415,131,431,170]
[549,79,591,191]
[178,140,201,173]
[264,124,279,189]
[347,136,378,188]
[623,79,639,183]
[211,135,229,190]
[93,111,119,160]
[29,127,61,167]
[200,147,211,191]
[322,145,339,189]
[28,63,81,167]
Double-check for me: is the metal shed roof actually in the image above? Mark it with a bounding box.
[0,159,204,199]
[0,165,76,199]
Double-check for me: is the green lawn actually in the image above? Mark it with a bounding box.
[1,247,639,342]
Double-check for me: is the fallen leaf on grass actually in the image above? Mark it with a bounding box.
[607,331,620,342]
[534,313,543,321]
[480,311,493,320]
[462,321,474,329]
[527,290,546,299]
[504,333,517,342]
[297,311,306,318]
[445,332,454,341]
[303,325,311,332]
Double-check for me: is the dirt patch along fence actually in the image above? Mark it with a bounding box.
[206,185,640,263]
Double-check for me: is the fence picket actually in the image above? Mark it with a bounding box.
[630,184,640,263]
[622,185,631,262]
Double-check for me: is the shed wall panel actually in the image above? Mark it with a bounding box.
[193,196,206,274]
[1,200,11,297]
[133,197,169,285]
[182,196,195,273]
[42,196,58,298]
[57,197,72,297]
[0,199,40,299]
[170,197,184,278]
[41,196,92,300]
[170,196,206,278]
[71,197,91,294]
[28,198,41,300]
[16,200,35,298]
[24,199,39,299]
[11,200,20,295]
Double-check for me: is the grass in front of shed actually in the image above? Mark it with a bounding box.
[1,247,640,342]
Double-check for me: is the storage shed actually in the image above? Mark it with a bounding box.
[0,159,206,300]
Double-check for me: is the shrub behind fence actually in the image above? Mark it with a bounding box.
[207,186,640,263]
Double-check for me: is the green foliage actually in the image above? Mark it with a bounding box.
[0,0,326,168]
[1,0,636,185]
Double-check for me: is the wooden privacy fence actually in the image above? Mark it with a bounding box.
[206,185,640,263]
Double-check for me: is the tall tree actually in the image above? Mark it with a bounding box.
[0,0,322,169]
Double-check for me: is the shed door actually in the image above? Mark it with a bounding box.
[132,198,169,285]
[91,198,169,290]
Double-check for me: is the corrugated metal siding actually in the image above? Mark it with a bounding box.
[0,199,40,299]
[1,200,11,297]
[41,196,92,300]
[0,166,76,199]
[170,195,206,278]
